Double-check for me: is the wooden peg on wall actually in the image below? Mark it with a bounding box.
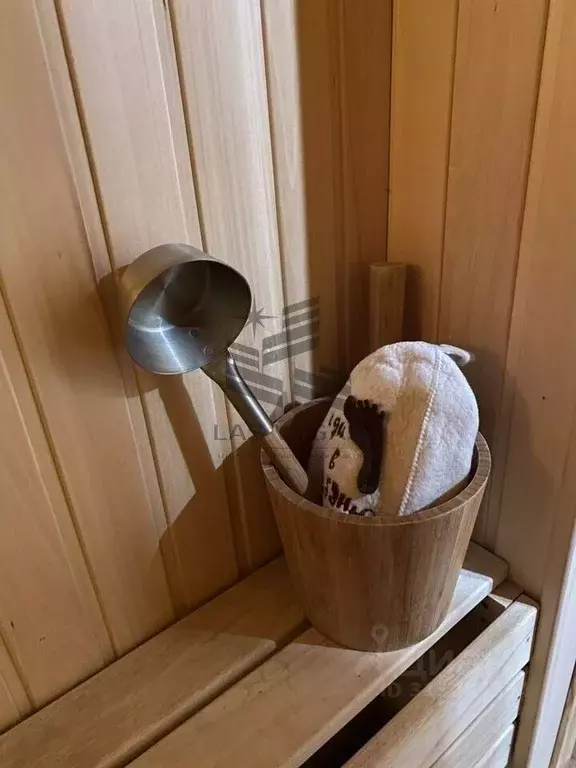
[369,263,407,351]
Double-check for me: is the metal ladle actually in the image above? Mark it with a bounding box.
[118,243,308,496]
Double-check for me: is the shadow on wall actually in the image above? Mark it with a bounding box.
[95,1,393,607]
[294,0,392,372]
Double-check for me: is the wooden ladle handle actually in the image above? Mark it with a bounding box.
[263,427,309,497]
[203,352,309,497]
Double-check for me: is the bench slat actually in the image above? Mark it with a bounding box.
[432,671,524,768]
[473,724,515,768]
[0,558,305,768]
[347,595,536,766]
[130,543,507,768]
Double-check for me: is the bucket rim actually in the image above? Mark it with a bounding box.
[261,397,491,527]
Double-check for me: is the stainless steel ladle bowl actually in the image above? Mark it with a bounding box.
[119,243,308,495]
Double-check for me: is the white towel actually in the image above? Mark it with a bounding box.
[308,342,479,517]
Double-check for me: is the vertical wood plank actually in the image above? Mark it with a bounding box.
[34,0,178,612]
[439,0,546,445]
[438,0,547,542]
[0,298,113,705]
[0,0,174,654]
[388,0,458,341]
[551,668,576,767]
[0,636,29,734]
[172,0,291,572]
[487,2,576,764]
[56,0,239,608]
[493,0,576,599]
[339,0,393,366]
[171,0,289,396]
[261,0,341,383]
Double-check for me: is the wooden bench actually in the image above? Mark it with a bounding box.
[0,543,538,768]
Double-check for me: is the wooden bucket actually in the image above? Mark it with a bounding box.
[261,399,491,651]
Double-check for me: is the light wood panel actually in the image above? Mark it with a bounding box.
[57,0,238,613]
[0,558,305,768]
[0,637,30,735]
[0,296,112,705]
[130,544,507,767]
[432,672,524,768]
[0,0,173,660]
[33,0,186,616]
[171,0,292,573]
[487,2,576,764]
[171,0,289,395]
[338,0,392,366]
[261,0,341,380]
[551,669,576,768]
[491,0,576,597]
[475,725,515,768]
[263,0,392,375]
[347,595,536,767]
[388,0,458,341]
[439,0,546,448]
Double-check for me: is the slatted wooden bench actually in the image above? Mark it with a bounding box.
[0,543,537,768]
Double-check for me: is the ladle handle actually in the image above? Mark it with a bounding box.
[203,351,309,497]
[262,428,309,497]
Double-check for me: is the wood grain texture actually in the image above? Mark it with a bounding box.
[432,672,524,768]
[487,3,576,765]
[368,263,406,350]
[474,725,515,768]
[551,670,576,767]
[513,518,576,768]
[347,595,537,767]
[388,0,458,341]
[262,428,308,497]
[491,0,576,597]
[130,542,507,768]
[264,399,491,651]
[439,0,547,450]
[261,0,342,379]
[0,297,112,706]
[33,0,188,614]
[57,0,238,613]
[0,558,305,768]
[338,0,393,366]
[0,637,30,735]
[171,0,288,398]
[0,0,173,658]
[171,0,291,573]
[376,581,523,715]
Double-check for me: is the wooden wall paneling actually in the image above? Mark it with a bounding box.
[512,477,576,767]
[492,0,576,607]
[0,0,175,656]
[338,0,393,366]
[261,0,342,387]
[36,0,191,614]
[438,0,547,543]
[171,0,292,572]
[0,558,305,768]
[56,0,239,608]
[0,635,30,734]
[0,296,113,706]
[551,668,576,767]
[387,0,458,341]
[485,1,576,764]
